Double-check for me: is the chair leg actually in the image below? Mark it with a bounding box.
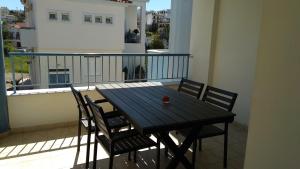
[85,130,91,169]
[156,140,160,169]
[77,121,81,152]
[134,151,137,163]
[128,152,131,161]
[192,140,197,169]
[93,135,98,169]
[164,147,168,156]
[224,123,228,169]
[109,155,114,169]
[198,139,202,152]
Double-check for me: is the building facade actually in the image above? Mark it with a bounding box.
[20,0,148,88]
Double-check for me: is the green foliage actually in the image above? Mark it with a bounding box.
[146,32,152,37]
[4,41,15,57]
[149,34,164,49]
[5,57,30,73]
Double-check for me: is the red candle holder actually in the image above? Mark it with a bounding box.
[162,96,170,104]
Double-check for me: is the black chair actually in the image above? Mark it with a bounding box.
[164,79,205,156]
[178,78,205,99]
[70,85,130,169]
[85,95,160,169]
[180,86,238,168]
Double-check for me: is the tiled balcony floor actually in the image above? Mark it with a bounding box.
[0,123,247,169]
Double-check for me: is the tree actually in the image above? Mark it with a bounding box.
[149,34,164,49]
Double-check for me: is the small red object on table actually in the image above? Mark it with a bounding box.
[162,96,170,104]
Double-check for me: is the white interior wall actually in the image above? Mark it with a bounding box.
[244,0,300,168]
[189,0,216,84]
[189,0,262,126]
[210,0,262,125]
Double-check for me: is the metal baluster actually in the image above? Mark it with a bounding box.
[108,56,111,82]
[47,56,49,88]
[145,55,148,80]
[64,55,67,86]
[56,55,58,87]
[38,55,41,89]
[139,55,142,80]
[80,56,82,85]
[115,55,117,82]
[94,55,97,83]
[102,55,104,82]
[127,56,129,82]
[10,55,16,93]
[167,55,169,79]
[20,57,24,87]
[162,55,164,79]
[156,56,159,80]
[72,55,74,85]
[172,55,174,79]
[182,56,185,78]
[151,55,153,80]
[186,55,190,78]
[87,55,90,89]
[177,55,180,78]
[133,56,136,81]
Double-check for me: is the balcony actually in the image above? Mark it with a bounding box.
[0,84,247,169]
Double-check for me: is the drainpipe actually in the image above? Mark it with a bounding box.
[0,18,10,133]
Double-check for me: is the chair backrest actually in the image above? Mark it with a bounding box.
[70,85,91,119]
[202,86,238,112]
[178,78,205,99]
[85,95,112,139]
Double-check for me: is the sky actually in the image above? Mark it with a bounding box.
[0,0,170,11]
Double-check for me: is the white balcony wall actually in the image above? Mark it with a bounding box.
[7,89,113,130]
[189,0,262,126]
[244,0,300,168]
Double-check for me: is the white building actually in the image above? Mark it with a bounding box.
[19,0,148,88]
[0,7,9,18]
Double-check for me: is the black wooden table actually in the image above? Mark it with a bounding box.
[96,82,235,169]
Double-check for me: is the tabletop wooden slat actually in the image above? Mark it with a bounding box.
[96,83,235,134]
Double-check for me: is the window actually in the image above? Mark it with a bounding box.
[61,13,70,22]
[49,12,57,21]
[84,15,92,23]
[49,73,70,88]
[95,16,102,23]
[105,16,113,24]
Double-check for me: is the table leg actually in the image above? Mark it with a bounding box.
[157,126,202,169]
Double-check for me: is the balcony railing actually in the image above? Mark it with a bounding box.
[7,52,190,93]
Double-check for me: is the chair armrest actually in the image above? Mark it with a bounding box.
[111,129,139,142]
[103,111,122,118]
[93,99,108,104]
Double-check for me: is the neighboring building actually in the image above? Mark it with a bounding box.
[146,9,170,30]
[20,0,148,88]
[146,10,170,48]
[0,7,9,18]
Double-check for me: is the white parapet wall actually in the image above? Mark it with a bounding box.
[7,87,113,131]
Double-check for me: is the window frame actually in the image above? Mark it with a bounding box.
[61,12,70,22]
[95,16,103,24]
[48,11,58,21]
[83,14,93,23]
[105,16,113,24]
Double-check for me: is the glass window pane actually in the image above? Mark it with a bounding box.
[106,17,113,24]
[95,16,102,23]
[62,13,70,21]
[49,12,57,20]
[84,15,92,23]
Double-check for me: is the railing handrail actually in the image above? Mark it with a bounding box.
[9,52,190,57]
[7,52,190,94]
